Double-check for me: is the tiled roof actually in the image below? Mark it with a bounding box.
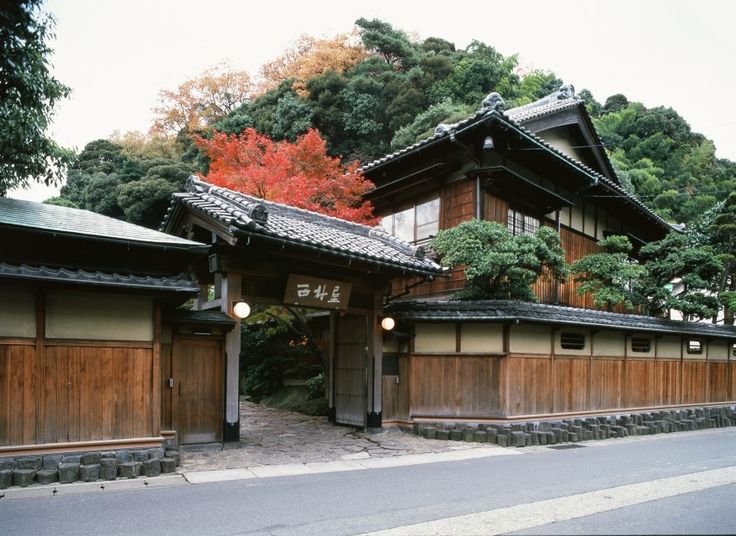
[161,177,445,276]
[359,86,673,234]
[163,309,236,327]
[0,198,207,250]
[386,299,736,339]
[0,263,198,293]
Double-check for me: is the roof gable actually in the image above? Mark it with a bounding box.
[161,177,444,277]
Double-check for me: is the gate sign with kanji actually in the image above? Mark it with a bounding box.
[283,274,352,310]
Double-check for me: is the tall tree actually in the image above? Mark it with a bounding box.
[431,220,568,301]
[0,0,72,195]
[709,192,736,324]
[195,128,377,224]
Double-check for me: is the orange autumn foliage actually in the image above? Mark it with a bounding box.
[196,128,378,225]
[257,32,368,96]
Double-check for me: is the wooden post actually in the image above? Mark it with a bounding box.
[367,294,383,428]
[35,289,46,445]
[219,272,241,441]
[328,311,336,421]
[151,304,161,438]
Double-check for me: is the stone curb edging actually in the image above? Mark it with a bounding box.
[0,445,181,491]
[409,405,736,448]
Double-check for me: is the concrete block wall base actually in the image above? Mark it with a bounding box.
[410,405,736,449]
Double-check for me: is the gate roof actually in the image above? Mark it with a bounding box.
[162,177,444,277]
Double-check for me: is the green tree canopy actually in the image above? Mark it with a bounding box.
[570,235,647,311]
[0,0,72,195]
[431,219,568,301]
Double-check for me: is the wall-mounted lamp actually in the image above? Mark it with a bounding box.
[232,300,251,319]
[381,317,396,331]
[483,136,495,151]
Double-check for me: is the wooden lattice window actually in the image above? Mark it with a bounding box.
[631,336,652,353]
[687,340,703,354]
[560,332,586,350]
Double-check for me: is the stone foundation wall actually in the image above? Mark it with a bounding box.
[411,406,736,448]
[0,443,181,490]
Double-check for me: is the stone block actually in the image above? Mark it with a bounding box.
[463,429,475,442]
[496,434,508,447]
[422,427,437,439]
[159,458,177,474]
[36,469,59,485]
[0,458,16,471]
[473,430,488,443]
[61,455,81,464]
[568,432,578,442]
[80,464,100,482]
[142,459,161,477]
[148,448,164,460]
[164,449,181,467]
[449,430,463,441]
[100,458,118,480]
[129,450,147,463]
[0,469,12,489]
[43,455,62,470]
[100,451,117,460]
[545,431,556,445]
[115,450,130,463]
[58,463,80,484]
[118,462,141,479]
[486,429,498,443]
[16,456,42,471]
[13,469,35,487]
[80,452,101,465]
[435,430,450,441]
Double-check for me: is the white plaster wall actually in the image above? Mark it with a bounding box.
[46,290,153,341]
[707,340,728,361]
[657,336,681,359]
[509,324,550,354]
[414,323,456,353]
[0,286,36,338]
[460,323,503,353]
[592,330,625,357]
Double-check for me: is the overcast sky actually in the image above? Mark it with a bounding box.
[11,0,736,201]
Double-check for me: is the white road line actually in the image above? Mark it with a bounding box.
[361,465,736,536]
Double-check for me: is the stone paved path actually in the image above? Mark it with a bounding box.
[180,398,490,472]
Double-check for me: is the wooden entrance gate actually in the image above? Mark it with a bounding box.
[172,336,224,444]
[334,314,368,427]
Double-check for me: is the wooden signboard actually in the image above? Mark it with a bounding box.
[283,274,352,310]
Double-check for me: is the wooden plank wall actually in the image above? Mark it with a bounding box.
[0,341,155,447]
[404,355,503,418]
[160,342,173,430]
[383,353,735,421]
[381,356,410,421]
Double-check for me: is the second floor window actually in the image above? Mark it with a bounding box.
[380,197,440,244]
[507,208,540,236]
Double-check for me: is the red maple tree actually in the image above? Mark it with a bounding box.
[195,128,377,225]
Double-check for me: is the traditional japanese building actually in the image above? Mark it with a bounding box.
[359,86,736,423]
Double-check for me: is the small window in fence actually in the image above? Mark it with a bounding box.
[560,332,586,350]
[631,336,651,353]
[732,343,736,358]
[687,340,702,354]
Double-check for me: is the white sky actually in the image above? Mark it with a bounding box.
[11,0,736,201]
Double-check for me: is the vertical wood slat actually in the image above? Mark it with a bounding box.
[151,305,161,438]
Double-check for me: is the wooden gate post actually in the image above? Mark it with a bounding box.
[220,272,241,441]
[367,294,383,429]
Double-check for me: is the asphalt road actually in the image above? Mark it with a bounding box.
[2,427,735,535]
